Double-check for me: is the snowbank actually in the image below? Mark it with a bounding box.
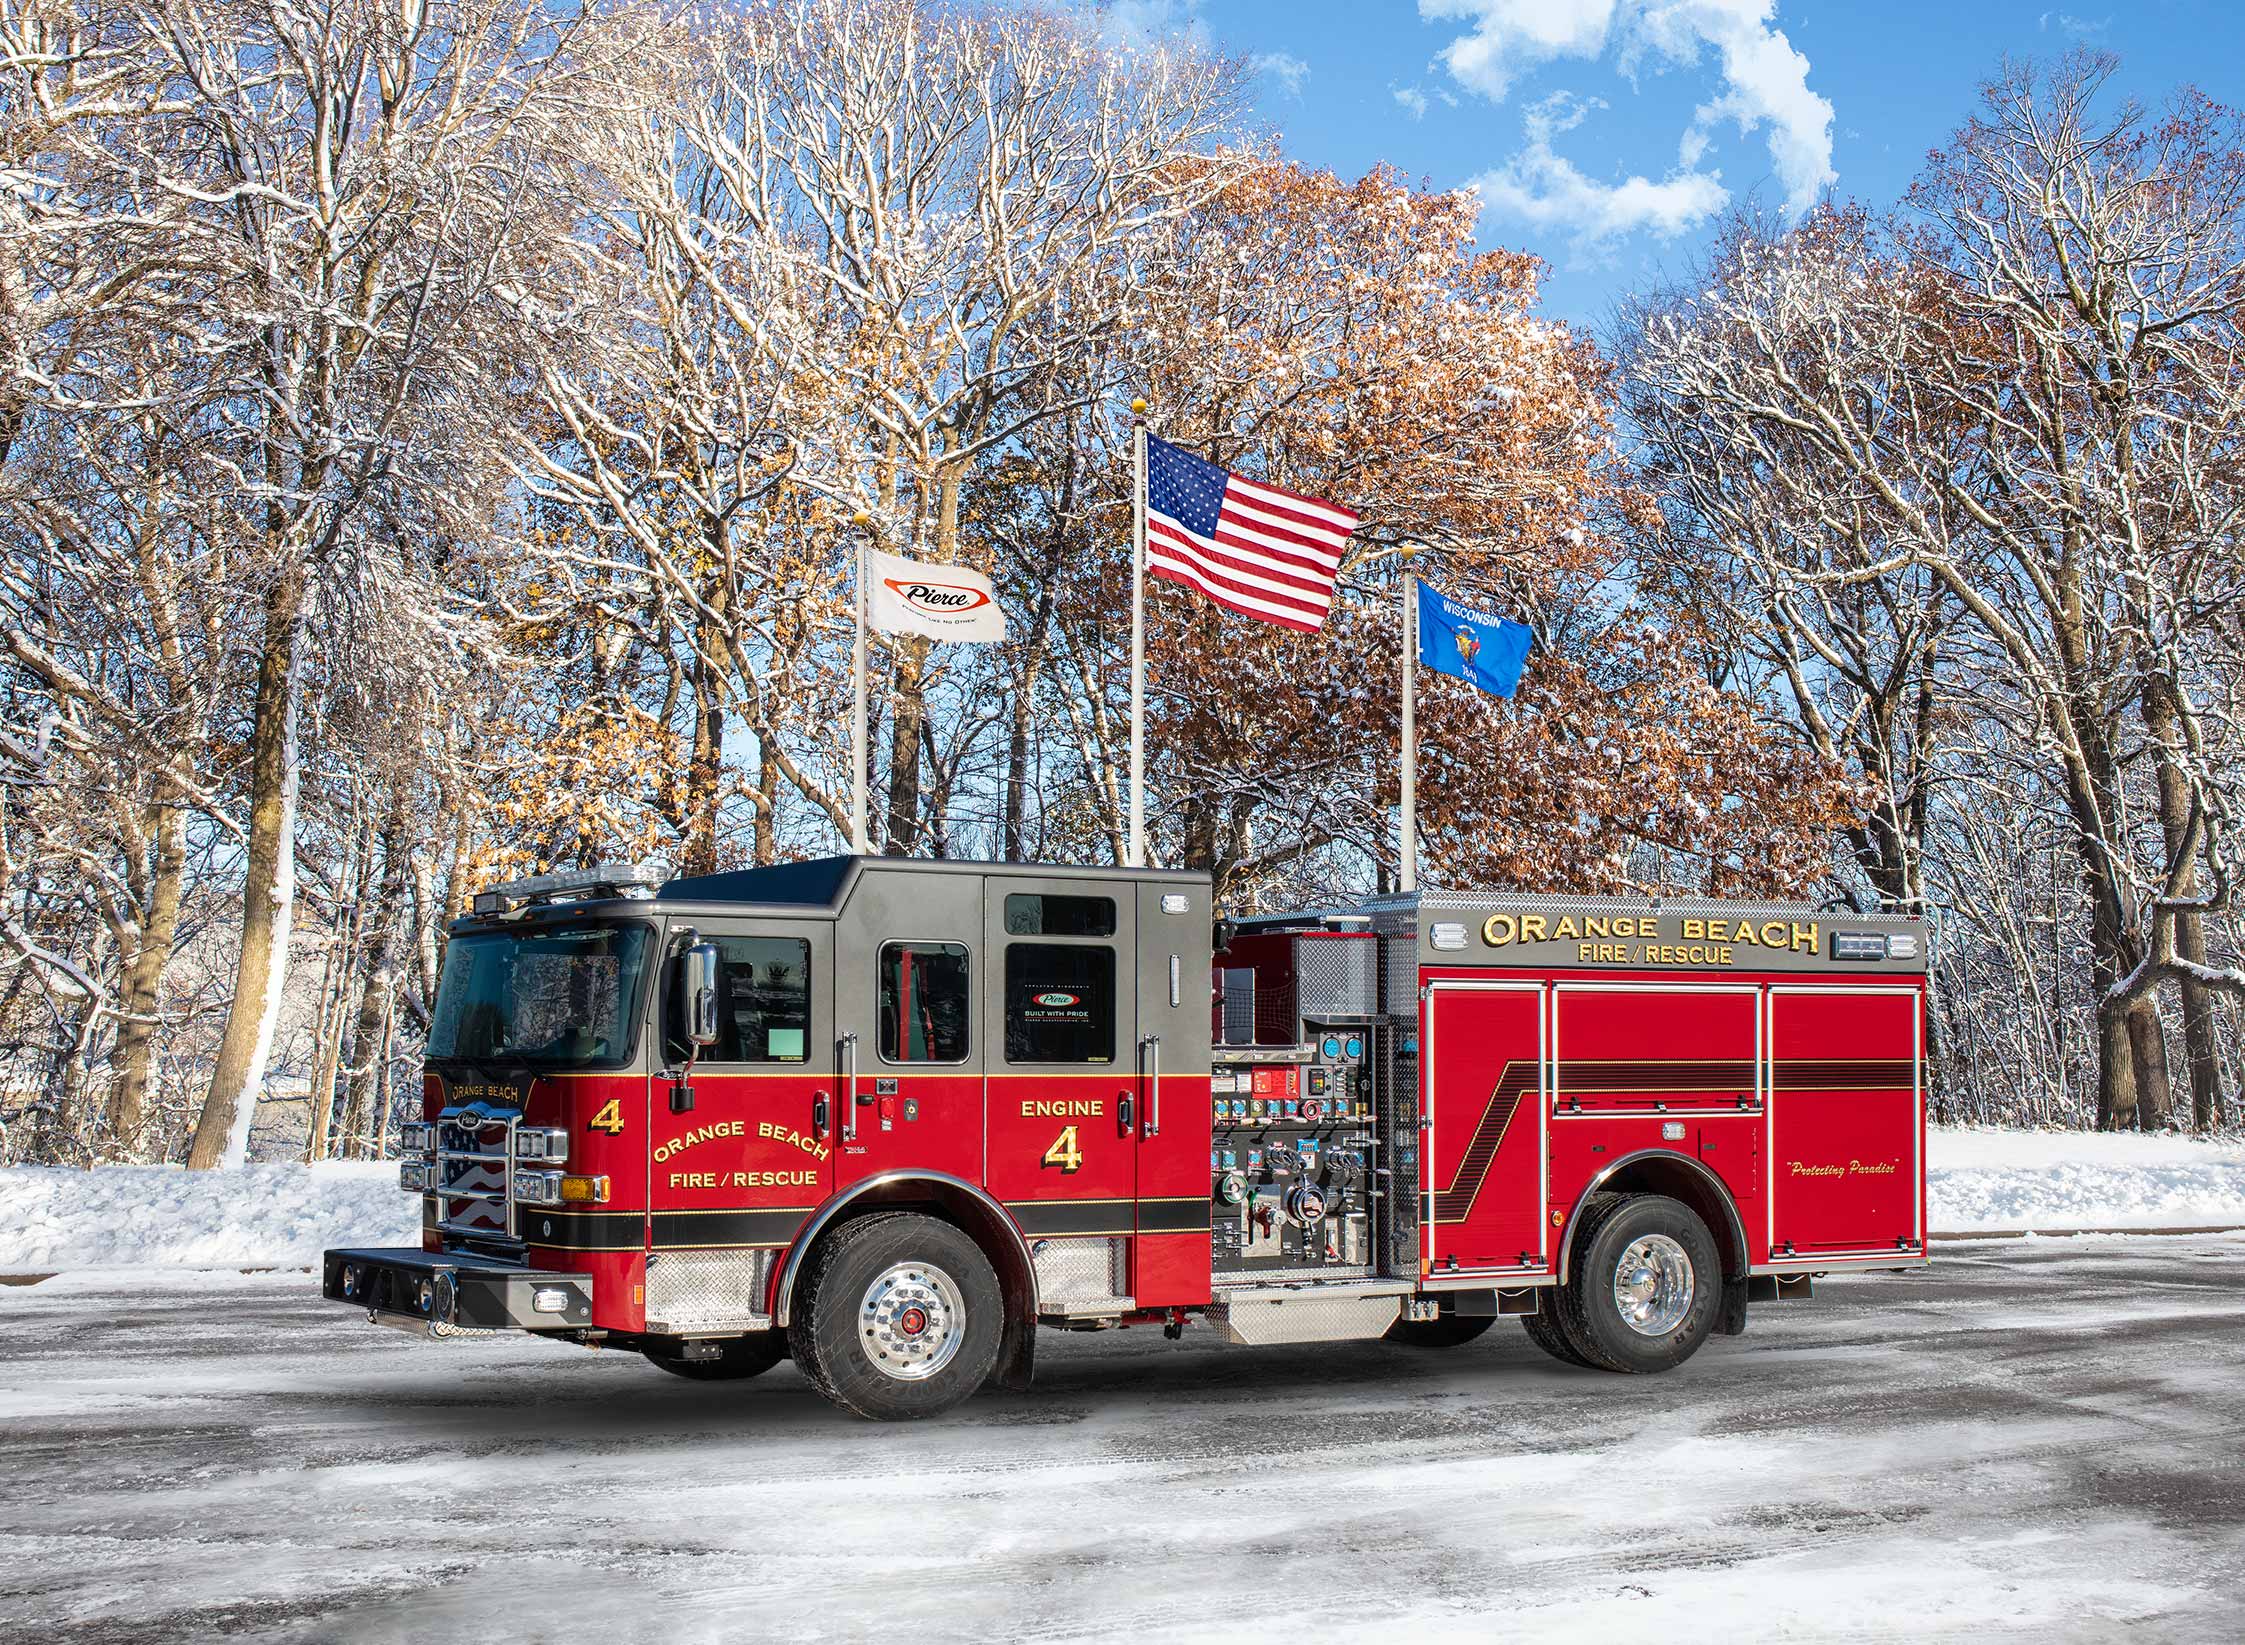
[0,1162,417,1271]
[4,1129,2244,1271]
[1927,1126,2245,1232]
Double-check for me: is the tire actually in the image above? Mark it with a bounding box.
[1552,1192,1721,1374]
[643,1330,788,1381]
[787,1212,1005,1421]
[1519,1306,1596,1368]
[1384,1313,1497,1349]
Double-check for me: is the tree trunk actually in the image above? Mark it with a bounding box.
[306,803,378,1162]
[340,803,409,1157]
[108,799,186,1154]
[753,736,780,866]
[681,658,724,876]
[187,569,309,1170]
[2125,999,2175,1131]
[680,547,731,876]
[2143,674,2227,1130]
[2094,991,2137,1131]
[884,635,932,855]
[2177,913,2225,1130]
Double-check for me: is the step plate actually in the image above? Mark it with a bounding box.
[1211,1286,1406,1346]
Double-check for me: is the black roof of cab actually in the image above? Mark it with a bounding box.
[660,854,858,908]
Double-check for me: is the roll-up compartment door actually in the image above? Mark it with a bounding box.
[1423,982,1547,1276]
[1767,987,1922,1258]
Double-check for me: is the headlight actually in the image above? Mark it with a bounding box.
[399,1160,434,1192]
[512,1171,608,1207]
[513,1127,569,1164]
[399,1121,437,1154]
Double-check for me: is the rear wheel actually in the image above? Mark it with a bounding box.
[1384,1313,1496,1349]
[788,1212,1004,1421]
[643,1331,787,1381]
[1553,1193,1720,1374]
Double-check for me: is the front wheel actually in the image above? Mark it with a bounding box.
[1551,1193,1720,1374]
[788,1212,1004,1421]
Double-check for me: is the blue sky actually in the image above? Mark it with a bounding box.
[1108,1,2245,333]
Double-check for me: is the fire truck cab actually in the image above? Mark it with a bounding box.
[324,856,1927,1420]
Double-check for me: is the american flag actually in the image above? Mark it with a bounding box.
[1144,434,1357,633]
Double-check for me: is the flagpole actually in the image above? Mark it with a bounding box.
[1128,399,1148,868]
[1400,559,1417,894]
[849,510,870,855]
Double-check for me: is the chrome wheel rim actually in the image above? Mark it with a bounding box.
[1612,1234,1694,1337]
[859,1260,966,1381]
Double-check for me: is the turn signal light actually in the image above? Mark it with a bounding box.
[558,1174,610,1204]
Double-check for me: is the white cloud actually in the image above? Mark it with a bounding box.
[2040,11,2110,38]
[1424,0,1618,101]
[1465,90,1728,248]
[1423,0,1835,226]
[1252,51,1311,98]
[1394,83,1431,120]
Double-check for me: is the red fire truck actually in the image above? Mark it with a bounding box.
[324,857,1927,1420]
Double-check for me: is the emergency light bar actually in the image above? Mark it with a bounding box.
[471,862,663,917]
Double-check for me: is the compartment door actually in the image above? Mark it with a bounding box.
[1767,986,1922,1259]
[1552,983,1760,1117]
[1423,981,1548,1277]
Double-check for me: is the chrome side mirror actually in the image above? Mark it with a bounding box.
[684,942,720,1048]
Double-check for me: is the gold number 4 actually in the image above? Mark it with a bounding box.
[1041,1124,1083,1174]
[588,1099,626,1135]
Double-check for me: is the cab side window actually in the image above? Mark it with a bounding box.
[668,936,811,1065]
[1004,943,1116,1064]
[879,941,970,1063]
[711,936,811,1062]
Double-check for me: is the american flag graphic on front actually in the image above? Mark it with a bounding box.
[1143,434,1357,632]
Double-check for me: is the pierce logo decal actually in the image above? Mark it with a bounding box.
[884,577,992,615]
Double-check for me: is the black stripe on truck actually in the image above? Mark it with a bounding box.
[519,1208,643,1250]
[650,1208,813,1249]
[1006,1197,1211,1237]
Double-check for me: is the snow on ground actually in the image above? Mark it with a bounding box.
[3,1240,2243,1642]
[4,1127,2244,1273]
[0,1161,417,1270]
[1928,1127,2245,1231]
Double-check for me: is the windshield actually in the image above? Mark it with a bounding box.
[427,923,651,1069]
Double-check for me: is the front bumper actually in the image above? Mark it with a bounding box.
[322,1247,593,1334]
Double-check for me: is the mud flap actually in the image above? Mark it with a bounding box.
[991,1310,1037,1390]
[1717,1273,1749,1336]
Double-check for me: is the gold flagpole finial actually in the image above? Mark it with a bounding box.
[1130,398,1148,417]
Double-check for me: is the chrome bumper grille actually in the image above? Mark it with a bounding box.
[432,1103,522,1242]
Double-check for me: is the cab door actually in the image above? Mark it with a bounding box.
[832,869,985,1191]
[982,879,1138,1276]
[649,921,834,1262]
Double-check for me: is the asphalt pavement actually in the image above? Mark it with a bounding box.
[2,1236,2242,1643]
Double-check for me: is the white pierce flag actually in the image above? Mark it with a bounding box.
[867,549,1006,643]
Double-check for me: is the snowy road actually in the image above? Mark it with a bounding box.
[4,1239,2244,1643]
